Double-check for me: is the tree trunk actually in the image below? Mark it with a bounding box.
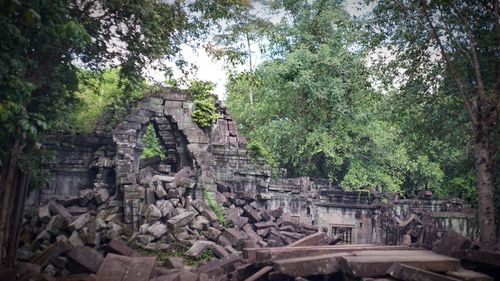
[474,125,497,250]
[0,150,29,268]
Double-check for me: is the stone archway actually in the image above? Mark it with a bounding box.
[112,91,213,229]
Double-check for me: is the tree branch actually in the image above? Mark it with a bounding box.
[416,0,478,125]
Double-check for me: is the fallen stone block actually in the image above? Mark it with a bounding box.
[107,239,142,257]
[69,231,84,247]
[451,250,500,269]
[167,212,195,231]
[66,246,104,274]
[62,273,97,281]
[446,268,493,281]
[243,205,262,223]
[186,241,214,258]
[206,227,222,241]
[46,215,67,235]
[32,240,72,268]
[190,215,210,231]
[68,213,91,232]
[387,263,460,281]
[48,200,72,220]
[39,205,51,223]
[254,221,277,230]
[222,228,246,249]
[274,253,350,277]
[340,250,461,278]
[95,254,156,281]
[288,232,329,247]
[148,222,168,239]
[94,189,110,205]
[165,256,185,269]
[434,230,471,257]
[196,253,240,276]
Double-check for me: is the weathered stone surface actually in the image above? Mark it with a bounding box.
[107,239,141,257]
[95,253,156,281]
[434,230,471,256]
[222,228,246,249]
[254,221,277,230]
[66,246,104,274]
[167,212,195,231]
[39,205,51,223]
[94,189,110,204]
[288,232,329,247]
[451,250,500,268]
[165,256,185,269]
[387,263,460,281]
[243,205,261,223]
[68,213,91,232]
[196,253,240,276]
[274,253,349,277]
[69,231,84,247]
[148,222,168,238]
[32,240,72,268]
[340,251,461,278]
[190,216,210,230]
[144,204,163,222]
[206,227,222,241]
[48,200,72,220]
[446,268,493,281]
[46,215,67,235]
[186,241,214,258]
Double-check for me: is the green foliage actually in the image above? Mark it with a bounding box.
[138,241,213,267]
[188,80,220,129]
[141,124,166,160]
[202,187,228,226]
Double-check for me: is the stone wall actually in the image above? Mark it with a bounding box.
[34,88,478,245]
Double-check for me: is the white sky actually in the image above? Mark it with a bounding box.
[146,0,371,100]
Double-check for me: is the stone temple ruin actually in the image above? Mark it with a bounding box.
[16,89,497,281]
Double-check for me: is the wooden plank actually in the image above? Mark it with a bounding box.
[340,251,461,278]
[387,263,461,281]
[244,266,273,281]
[96,254,131,281]
[122,256,156,281]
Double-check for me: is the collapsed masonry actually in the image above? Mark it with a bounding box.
[15,89,482,280]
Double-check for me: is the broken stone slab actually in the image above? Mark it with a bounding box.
[107,239,142,257]
[387,263,461,281]
[434,230,471,257]
[148,222,168,239]
[446,268,493,281]
[451,250,500,268]
[340,251,461,278]
[196,253,241,276]
[210,244,230,258]
[186,241,215,259]
[32,240,72,268]
[66,246,104,274]
[288,232,329,247]
[280,231,302,241]
[144,204,163,222]
[68,213,91,232]
[165,256,185,269]
[39,205,51,223]
[167,212,195,231]
[222,228,246,249]
[243,205,262,223]
[61,273,97,281]
[206,227,222,241]
[48,200,72,220]
[46,215,67,235]
[190,215,210,231]
[191,199,209,214]
[140,155,161,169]
[201,210,218,223]
[67,206,90,216]
[273,253,351,277]
[242,224,262,242]
[95,254,155,281]
[69,231,84,247]
[94,189,110,205]
[254,221,278,230]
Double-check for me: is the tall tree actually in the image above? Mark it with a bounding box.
[0,0,243,269]
[369,0,499,249]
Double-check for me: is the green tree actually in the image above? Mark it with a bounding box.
[368,0,499,249]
